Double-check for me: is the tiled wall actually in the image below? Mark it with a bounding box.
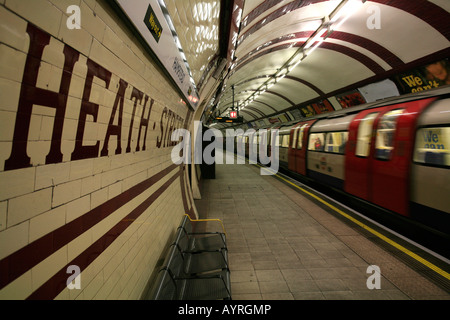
[0,0,195,299]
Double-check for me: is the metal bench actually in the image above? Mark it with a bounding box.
[148,215,231,300]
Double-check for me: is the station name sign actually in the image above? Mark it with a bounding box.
[114,0,199,110]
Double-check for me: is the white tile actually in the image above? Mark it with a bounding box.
[0,167,35,202]
[0,220,29,260]
[58,16,93,57]
[80,1,106,41]
[35,162,70,190]
[0,44,27,82]
[0,110,16,142]
[52,179,81,207]
[29,205,66,242]
[0,78,21,113]
[70,158,94,180]
[0,5,29,53]
[0,200,6,231]
[7,187,52,227]
[5,0,63,38]
[66,194,90,223]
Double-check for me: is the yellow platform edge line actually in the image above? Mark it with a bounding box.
[257,164,450,281]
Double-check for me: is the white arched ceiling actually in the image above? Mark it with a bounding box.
[164,0,450,126]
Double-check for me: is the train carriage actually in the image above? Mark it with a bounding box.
[232,87,449,235]
[410,97,450,233]
[281,87,449,234]
[307,114,356,190]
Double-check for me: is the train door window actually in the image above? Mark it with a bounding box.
[356,113,379,157]
[325,132,349,154]
[308,133,325,151]
[297,124,308,149]
[413,127,450,167]
[292,127,300,149]
[375,109,404,160]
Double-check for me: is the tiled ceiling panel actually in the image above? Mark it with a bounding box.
[164,0,221,85]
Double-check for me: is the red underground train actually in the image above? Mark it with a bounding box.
[235,87,450,236]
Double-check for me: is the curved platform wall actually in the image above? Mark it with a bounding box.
[0,0,196,299]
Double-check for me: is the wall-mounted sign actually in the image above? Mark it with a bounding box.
[114,0,199,110]
[143,5,163,43]
[216,116,243,123]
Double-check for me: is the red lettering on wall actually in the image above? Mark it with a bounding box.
[101,78,128,157]
[72,59,112,161]
[5,24,79,170]
[3,22,186,171]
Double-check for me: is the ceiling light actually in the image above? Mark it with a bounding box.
[330,0,364,30]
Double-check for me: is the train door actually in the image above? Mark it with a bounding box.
[370,98,435,216]
[278,126,291,168]
[346,98,436,216]
[291,121,315,175]
[345,109,383,200]
[288,123,302,172]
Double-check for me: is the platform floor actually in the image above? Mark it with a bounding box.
[194,153,450,300]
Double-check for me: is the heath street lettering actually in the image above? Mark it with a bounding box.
[4,23,186,171]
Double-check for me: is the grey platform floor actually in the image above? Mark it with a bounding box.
[194,152,450,300]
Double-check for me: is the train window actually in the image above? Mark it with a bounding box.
[292,127,300,149]
[308,133,325,152]
[297,124,308,149]
[356,113,379,157]
[280,134,290,148]
[413,127,450,167]
[375,109,404,160]
[325,132,349,154]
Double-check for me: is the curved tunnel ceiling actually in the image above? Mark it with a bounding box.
[165,0,450,128]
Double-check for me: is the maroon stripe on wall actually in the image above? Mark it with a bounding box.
[0,164,179,291]
[27,169,182,300]
[327,31,404,68]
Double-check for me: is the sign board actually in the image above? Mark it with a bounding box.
[114,0,199,110]
[230,111,237,119]
[216,116,243,123]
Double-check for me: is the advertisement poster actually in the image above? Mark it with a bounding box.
[299,105,316,117]
[311,99,334,114]
[392,58,450,94]
[335,90,367,109]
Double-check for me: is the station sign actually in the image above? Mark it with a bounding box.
[216,116,243,123]
[114,0,199,110]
